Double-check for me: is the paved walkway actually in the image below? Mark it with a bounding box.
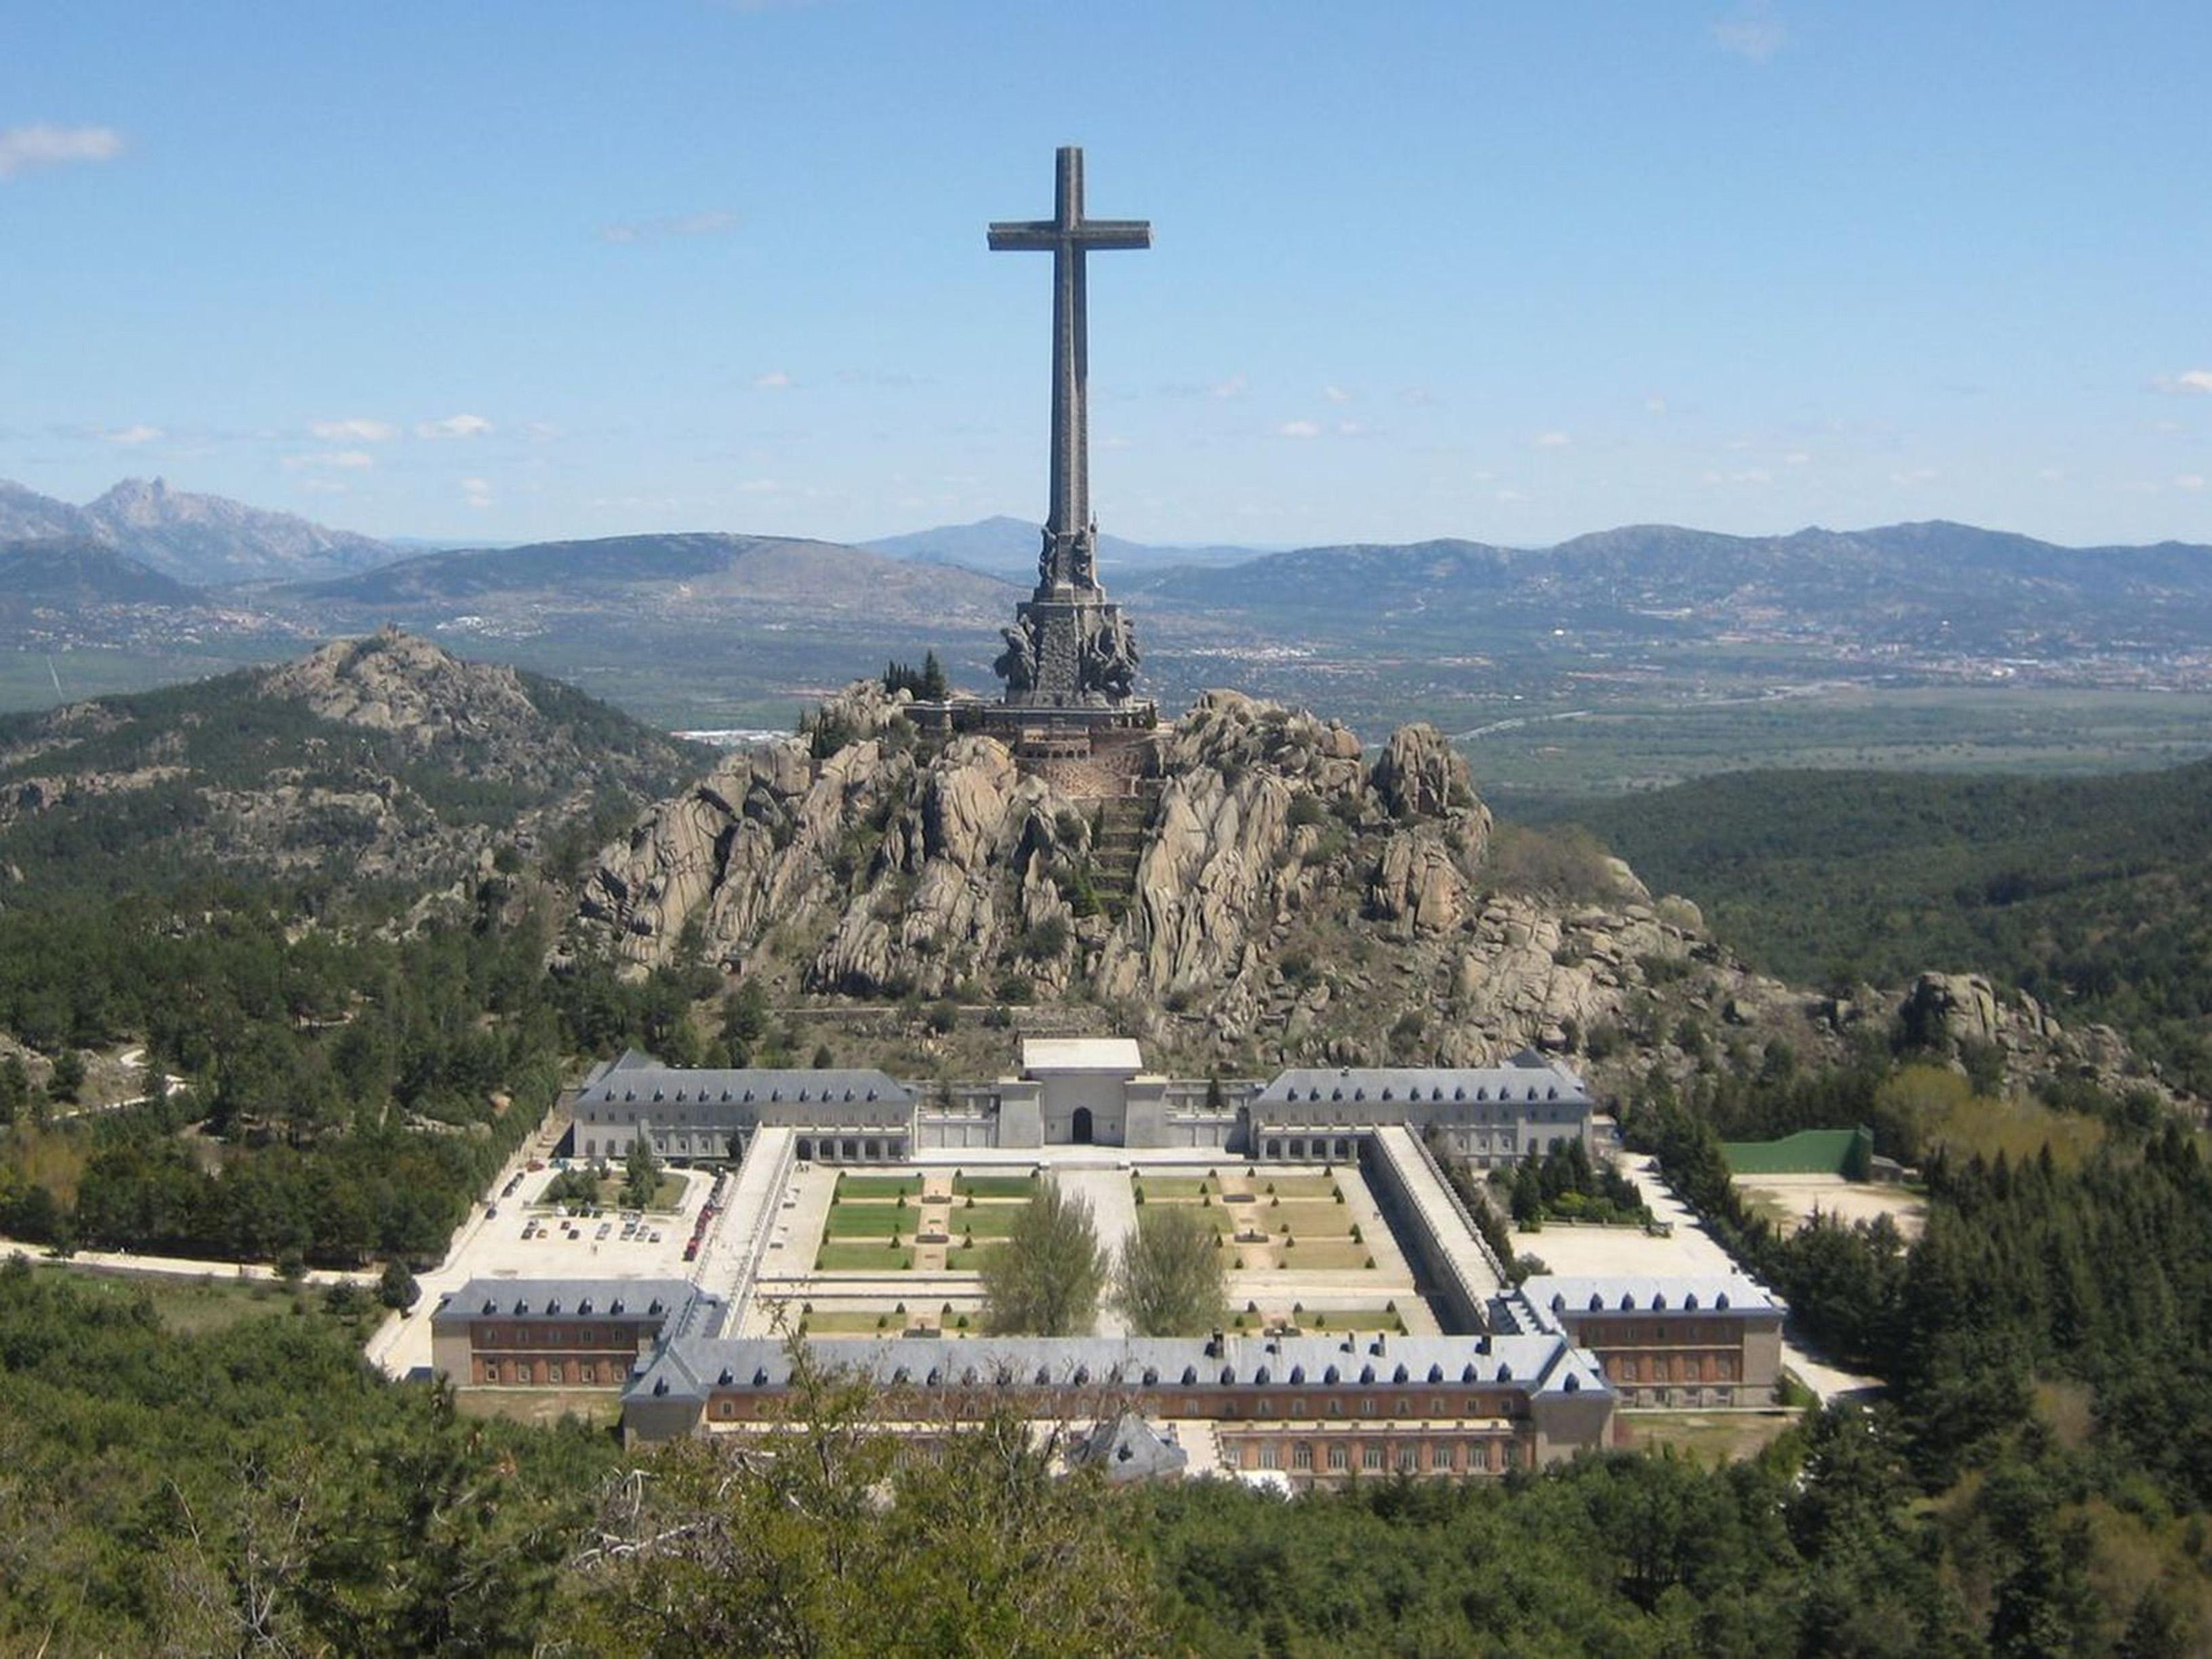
[1061,1167,1140,1336]
[0,1239,374,1289]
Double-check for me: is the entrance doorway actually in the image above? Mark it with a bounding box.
[1071,1106,1095,1144]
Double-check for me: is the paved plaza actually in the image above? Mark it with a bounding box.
[369,1157,710,1380]
[1507,1153,1879,1402]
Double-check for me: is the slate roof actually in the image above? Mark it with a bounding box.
[1252,1059,1592,1109]
[573,1050,915,1111]
[1069,1413,1189,1482]
[1515,1274,1784,1326]
[623,1329,1610,1409]
[432,1277,705,1329]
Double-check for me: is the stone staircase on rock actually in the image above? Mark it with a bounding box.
[1087,783,1159,920]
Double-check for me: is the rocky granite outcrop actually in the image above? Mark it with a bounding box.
[0,630,699,895]
[577,680,2179,1099]
[581,685,1804,1075]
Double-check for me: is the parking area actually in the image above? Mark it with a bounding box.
[368,1159,709,1380]
[1736,1174,1926,1240]
[1515,1153,1881,1403]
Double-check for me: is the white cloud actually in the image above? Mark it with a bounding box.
[1398,386,1436,407]
[0,123,125,180]
[1889,466,1940,485]
[735,478,782,494]
[752,369,793,390]
[522,420,562,441]
[1714,5,1786,61]
[1275,419,1321,440]
[1323,384,1353,404]
[1494,489,1529,503]
[283,449,375,472]
[1100,434,1134,450]
[2156,369,2212,394]
[1337,420,1366,436]
[461,476,494,509]
[310,417,398,443]
[417,413,493,439]
[1644,394,1668,415]
[295,479,350,497]
[1533,430,1571,448]
[2037,466,2067,482]
[101,423,162,445]
[1785,451,1812,465]
[2177,474,2207,491]
[598,207,739,245]
[1210,373,1248,399]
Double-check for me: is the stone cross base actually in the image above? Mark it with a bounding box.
[995,594,1142,708]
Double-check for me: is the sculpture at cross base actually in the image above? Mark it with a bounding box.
[989,147,1150,708]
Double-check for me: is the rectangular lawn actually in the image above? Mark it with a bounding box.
[823,1204,906,1238]
[815,1242,914,1272]
[943,1204,1024,1240]
[1272,1240,1374,1271]
[952,1175,1038,1200]
[837,1176,922,1199]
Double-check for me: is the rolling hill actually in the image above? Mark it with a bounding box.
[0,537,203,611]
[293,530,1017,615]
[0,628,708,897]
[1552,759,2212,1092]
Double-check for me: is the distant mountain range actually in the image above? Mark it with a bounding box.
[1128,519,2212,654]
[864,514,1264,579]
[293,530,1014,617]
[5,476,2212,732]
[0,476,397,584]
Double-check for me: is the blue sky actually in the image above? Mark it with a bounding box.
[2,1,2209,549]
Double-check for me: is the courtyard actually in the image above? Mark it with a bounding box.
[733,1151,1431,1340]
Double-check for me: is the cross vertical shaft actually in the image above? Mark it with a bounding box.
[990,146,1150,595]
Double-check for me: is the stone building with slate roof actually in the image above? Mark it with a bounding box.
[565,1044,1591,1164]
[1248,1049,1595,1168]
[619,1328,1615,1477]
[430,1277,716,1393]
[1512,1274,1784,1408]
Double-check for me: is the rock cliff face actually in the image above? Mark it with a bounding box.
[581,681,2177,1096]
[581,685,1799,1073]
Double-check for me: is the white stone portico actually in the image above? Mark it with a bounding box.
[994,1036,1167,1148]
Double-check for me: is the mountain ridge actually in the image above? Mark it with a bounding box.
[0,474,399,585]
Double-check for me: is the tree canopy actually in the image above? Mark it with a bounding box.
[979,1181,1107,1336]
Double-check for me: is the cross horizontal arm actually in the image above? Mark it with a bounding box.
[987,220,1059,250]
[1071,220,1151,250]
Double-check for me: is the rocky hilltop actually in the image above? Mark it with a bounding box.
[579,682,2167,1096]
[0,628,703,894]
[562,689,1700,1070]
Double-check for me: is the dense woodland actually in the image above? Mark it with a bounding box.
[1552,759,2212,1094]
[3,671,2211,1650]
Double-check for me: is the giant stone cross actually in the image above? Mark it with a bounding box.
[989,147,1149,710]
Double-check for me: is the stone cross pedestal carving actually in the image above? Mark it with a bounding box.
[989,147,1149,709]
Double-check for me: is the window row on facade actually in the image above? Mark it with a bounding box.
[476,1357,626,1387]
[1226,1433,1524,1477]
[704,1389,1522,1424]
